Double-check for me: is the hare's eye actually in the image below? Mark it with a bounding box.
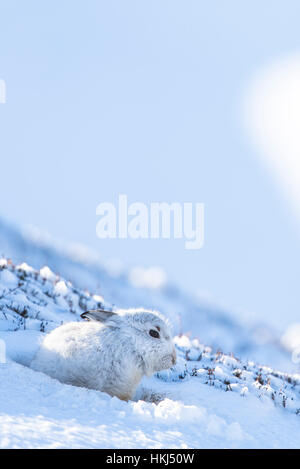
[149,329,160,339]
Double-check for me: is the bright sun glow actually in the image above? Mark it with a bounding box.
[244,53,300,225]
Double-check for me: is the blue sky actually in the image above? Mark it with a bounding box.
[1,1,300,328]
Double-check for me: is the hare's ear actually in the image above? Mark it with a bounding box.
[81,309,118,322]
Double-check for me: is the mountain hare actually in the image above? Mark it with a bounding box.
[30,308,176,401]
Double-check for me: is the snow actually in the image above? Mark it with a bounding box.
[1,354,300,448]
[0,219,299,448]
[39,266,56,282]
[0,217,295,373]
[54,280,69,296]
[16,262,34,273]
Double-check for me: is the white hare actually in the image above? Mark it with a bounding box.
[30,308,176,401]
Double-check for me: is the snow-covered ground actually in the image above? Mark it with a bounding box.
[0,256,300,448]
[0,217,297,372]
[1,356,300,449]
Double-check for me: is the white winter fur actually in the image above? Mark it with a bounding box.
[30,308,176,401]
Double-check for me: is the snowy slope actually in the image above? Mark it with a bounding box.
[0,259,300,448]
[1,357,300,449]
[0,217,294,372]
